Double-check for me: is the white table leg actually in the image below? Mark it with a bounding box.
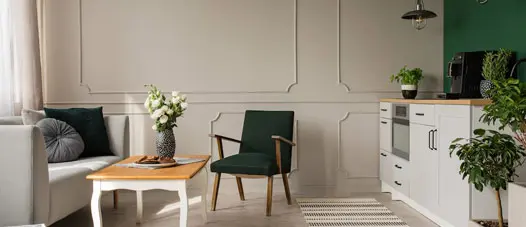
[178,183,189,227]
[200,168,208,223]
[136,190,143,224]
[91,180,103,227]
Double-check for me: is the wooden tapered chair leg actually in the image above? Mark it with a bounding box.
[266,176,274,216]
[113,190,119,209]
[211,173,221,211]
[236,177,245,201]
[282,173,292,205]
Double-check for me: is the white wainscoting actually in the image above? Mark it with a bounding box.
[41,0,444,189]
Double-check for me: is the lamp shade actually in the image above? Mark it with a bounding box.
[401,10,437,20]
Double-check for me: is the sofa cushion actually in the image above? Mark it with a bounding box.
[21,109,45,125]
[0,116,23,125]
[48,156,121,173]
[44,107,113,157]
[36,118,84,163]
[47,156,120,224]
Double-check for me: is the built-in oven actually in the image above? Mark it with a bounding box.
[392,104,410,161]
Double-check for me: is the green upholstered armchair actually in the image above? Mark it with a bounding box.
[209,110,296,216]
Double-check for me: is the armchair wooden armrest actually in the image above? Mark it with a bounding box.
[271,135,296,146]
[209,134,241,159]
[209,134,242,143]
[272,135,296,174]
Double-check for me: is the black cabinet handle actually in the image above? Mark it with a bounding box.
[415,113,425,116]
[381,121,387,124]
[395,164,402,169]
[432,129,438,150]
[428,129,432,150]
[381,108,388,112]
[381,153,387,157]
[395,181,402,186]
[431,129,435,151]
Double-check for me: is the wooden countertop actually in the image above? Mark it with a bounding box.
[379,98,491,106]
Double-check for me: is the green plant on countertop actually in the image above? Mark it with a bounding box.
[389,66,423,85]
[482,48,513,82]
[450,129,526,227]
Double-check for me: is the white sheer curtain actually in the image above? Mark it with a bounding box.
[0,0,43,117]
[0,0,16,116]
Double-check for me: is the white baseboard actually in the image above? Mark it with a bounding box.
[381,181,455,227]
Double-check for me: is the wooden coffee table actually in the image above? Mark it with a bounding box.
[86,155,210,227]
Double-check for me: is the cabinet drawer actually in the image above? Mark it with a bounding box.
[380,102,392,119]
[410,104,435,126]
[392,156,410,196]
[379,150,392,185]
[379,119,392,152]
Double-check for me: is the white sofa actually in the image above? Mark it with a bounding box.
[0,115,129,226]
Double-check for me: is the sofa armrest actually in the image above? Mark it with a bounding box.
[0,126,49,226]
[104,115,130,159]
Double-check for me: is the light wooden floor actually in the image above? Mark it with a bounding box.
[51,179,438,227]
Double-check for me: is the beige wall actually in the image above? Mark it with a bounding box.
[42,0,443,189]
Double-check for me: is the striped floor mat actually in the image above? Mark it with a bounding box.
[296,198,410,227]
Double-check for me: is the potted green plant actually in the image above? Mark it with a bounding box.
[450,129,526,227]
[481,48,513,98]
[390,66,423,99]
[480,78,526,226]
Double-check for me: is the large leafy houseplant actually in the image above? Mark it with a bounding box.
[449,78,526,227]
[450,129,526,227]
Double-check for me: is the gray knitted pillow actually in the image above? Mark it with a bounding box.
[36,118,85,163]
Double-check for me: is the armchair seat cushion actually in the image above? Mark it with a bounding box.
[210,153,278,176]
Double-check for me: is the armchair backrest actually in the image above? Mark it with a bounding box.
[239,110,294,173]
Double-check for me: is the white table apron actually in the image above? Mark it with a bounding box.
[90,167,208,227]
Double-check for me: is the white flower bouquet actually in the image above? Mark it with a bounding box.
[144,84,188,132]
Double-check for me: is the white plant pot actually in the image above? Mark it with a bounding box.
[401,84,417,91]
[509,182,526,226]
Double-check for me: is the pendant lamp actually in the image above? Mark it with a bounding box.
[401,0,437,30]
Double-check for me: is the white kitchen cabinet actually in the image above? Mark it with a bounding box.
[409,122,439,213]
[410,104,435,126]
[435,105,471,227]
[379,118,392,153]
[379,100,501,227]
[380,102,392,119]
[392,156,410,197]
[379,150,392,187]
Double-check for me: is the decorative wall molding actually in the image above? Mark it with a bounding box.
[208,112,245,161]
[77,0,298,95]
[45,100,379,105]
[336,0,442,94]
[337,111,379,179]
[208,111,299,178]
[336,0,351,93]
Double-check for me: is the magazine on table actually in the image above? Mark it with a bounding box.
[115,157,205,170]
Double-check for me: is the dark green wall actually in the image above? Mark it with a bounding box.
[444,0,526,92]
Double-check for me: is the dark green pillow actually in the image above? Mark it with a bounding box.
[44,107,112,157]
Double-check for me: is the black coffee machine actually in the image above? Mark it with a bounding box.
[445,51,517,99]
